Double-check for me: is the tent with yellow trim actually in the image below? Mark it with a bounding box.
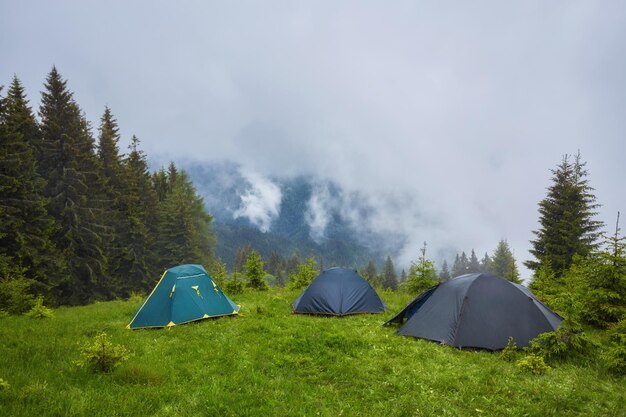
[128,264,239,329]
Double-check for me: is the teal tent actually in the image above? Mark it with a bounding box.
[128,264,239,329]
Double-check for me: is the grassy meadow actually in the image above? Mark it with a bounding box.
[0,288,624,417]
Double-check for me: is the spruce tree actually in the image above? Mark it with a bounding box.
[468,249,480,273]
[0,78,58,288]
[118,136,160,292]
[245,250,268,290]
[489,240,521,283]
[452,254,463,278]
[439,260,451,282]
[480,253,492,273]
[381,256,398,290]
[37,68,110,304]
[405,242,438,294]
[525,153,603,277]
[363,259,379,287]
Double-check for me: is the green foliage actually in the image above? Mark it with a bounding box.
[361,259,380,287]
[0,378,9,390]
[500,337,518,362]
[25,296,54,319]
[381,256,399,290]
[601,319,626,376]
[75,332,129,373]
[489,240,521,283]
[209,257,228,286]
[222,273,245,295]
[529,323,595,360]
[404,243,438,295]
[526,152,603,276]
[288,257,318,290]
[516,354,551,375]
[244,250,268,290]
[0,276,35,314]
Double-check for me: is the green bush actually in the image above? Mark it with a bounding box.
[223,274,245,295]
[500,337,518,362]
[601,319,626,376]
[516,354,551,375]
[75,332,130,373]
[529,322,595,360]
[25,296,54,319]
[0,276,35,315]
[0,378,9,390]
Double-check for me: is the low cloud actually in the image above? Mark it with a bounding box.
[233,169,282,232]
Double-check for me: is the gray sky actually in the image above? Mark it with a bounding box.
[2,1,625,277]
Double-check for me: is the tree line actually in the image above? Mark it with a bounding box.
[0,68,215,306]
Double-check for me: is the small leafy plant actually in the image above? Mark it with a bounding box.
[500,337,518,362]
[76,332,129,373]
[0,378,9,390]
[601,319,626,376]
[25,296,54,319]
[516,354,551,375]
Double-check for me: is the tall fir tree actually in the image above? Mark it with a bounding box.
[245,249,268,290]
[118,136,160,292]
[526,153,603,277]
[0,78,59,289]
[468,249,481,273]
[451,253,463,278]
[362,259,379,287]
[381,256,398,290]
[480,252,492,273]
[37,68,111,304]
[438,259,451,282]
[157,169,215,268]
[405,242,438,294]
[489,240,521,283]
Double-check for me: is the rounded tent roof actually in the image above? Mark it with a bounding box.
[292,267,386,316]
[386,273,563,350]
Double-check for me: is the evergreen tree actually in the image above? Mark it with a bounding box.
[400,269,407,282]
[244,250,268,290]
[438,259,451,282]
[37,67,110,304]
[480,252,492,273]
[363,259,379,287]
[286,249,301,276]
[209,256,228,286]
[233,245,252,274]
[157,170,215,268]
[117,136,160,292]
[468,249,480,273]
[266,251,283,277]
[288,256,317,290]
[381,256,398,290]
[152,168,169,202]
[0,78,58,288]
[526,153,603,277]
[451,254,463,278]
[489,240,521,283]
[404,242,438,294]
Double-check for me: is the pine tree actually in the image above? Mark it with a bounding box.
[288,256,317,290]
[157,169,215,268]
[451,254,463,278]
[438,260,451,282]
[400,269,407,282]
[480,253,492,273]
[37,68,110,304]
[526,153,603,277]
[0,78,58,288]
[468,249,480,273]
[245,250,268,290]
[381,256,398,290]
[233,245,252,274]
[209,256,228,286]
[489,240,521,283]
[405,242,438,294]
[266,251,283,277]
[363,259,379,287]
[117,136,160,292]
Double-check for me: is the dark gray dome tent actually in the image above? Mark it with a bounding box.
[385,273,562,350]
[292,267,386,316]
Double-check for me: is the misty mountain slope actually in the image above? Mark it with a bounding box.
[183,161,384,268]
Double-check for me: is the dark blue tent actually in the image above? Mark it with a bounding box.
[385,273,562,350]
[292,267,386,316]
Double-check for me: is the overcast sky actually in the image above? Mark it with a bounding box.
[1,1,625,277]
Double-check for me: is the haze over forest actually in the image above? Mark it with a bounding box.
[2,1,625,279]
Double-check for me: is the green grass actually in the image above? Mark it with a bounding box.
[0,289,624,416]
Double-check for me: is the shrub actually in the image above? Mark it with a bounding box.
[529,322,595,360]
[76,332,130,373]
[223,274,245,295]
[0,276,35,315]
[601,319,626,376]
[500,337,518,362]
[516,354,551,375]
[25,296,54,319]
[288,257,317,290]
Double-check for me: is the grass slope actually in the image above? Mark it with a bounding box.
[0,289,624,416]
